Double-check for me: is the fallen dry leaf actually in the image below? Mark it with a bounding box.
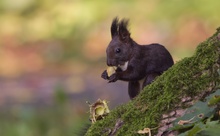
[178,116,195,125]
[137,128,151,136]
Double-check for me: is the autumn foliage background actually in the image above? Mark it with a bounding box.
[0,0,220,135]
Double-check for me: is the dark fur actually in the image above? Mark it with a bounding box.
[102,17,174,99]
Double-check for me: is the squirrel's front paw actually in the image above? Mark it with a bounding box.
[108,73,118,83]
[101,70,109,80]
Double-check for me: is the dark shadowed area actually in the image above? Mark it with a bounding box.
[0,0,219,135]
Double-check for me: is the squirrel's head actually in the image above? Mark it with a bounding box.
[106,17,133,67]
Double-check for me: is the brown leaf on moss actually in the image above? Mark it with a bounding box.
[137,128,151,135]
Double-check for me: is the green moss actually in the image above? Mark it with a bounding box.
[85,29,220,136]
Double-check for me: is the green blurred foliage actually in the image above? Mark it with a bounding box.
[0,0,220,61]
[54,85,68,105]
[0,105,88,136]
[0,85,87,136]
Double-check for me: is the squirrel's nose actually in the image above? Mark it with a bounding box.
[107,59,111,66]
[107,59,113,66]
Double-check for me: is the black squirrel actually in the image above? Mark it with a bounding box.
[101,17,174,99]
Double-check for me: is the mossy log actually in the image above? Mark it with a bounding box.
[85,28,220,136]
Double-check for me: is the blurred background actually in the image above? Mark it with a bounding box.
[0,0,219,135]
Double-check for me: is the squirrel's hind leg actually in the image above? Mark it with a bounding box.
[128,81,141,99]
[142,73,161,88]
[128,73,161,99]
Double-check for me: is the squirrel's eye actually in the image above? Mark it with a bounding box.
[115,48,121,53]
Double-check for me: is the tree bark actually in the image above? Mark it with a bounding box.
[85,28,220,136]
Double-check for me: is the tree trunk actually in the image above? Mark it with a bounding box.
[85,28,220,136]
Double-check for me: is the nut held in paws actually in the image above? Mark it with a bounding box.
[107,66,117,77]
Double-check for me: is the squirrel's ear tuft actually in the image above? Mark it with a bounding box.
[111,17,131,42]
[118,19,131,43]
[111,17,119,38]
